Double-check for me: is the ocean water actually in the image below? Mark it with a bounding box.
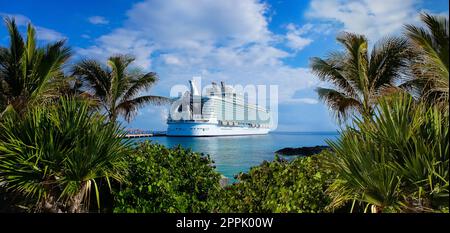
[132,131,339,181]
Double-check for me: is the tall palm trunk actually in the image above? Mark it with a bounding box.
[38,195,61,213]
[69,181,89,213]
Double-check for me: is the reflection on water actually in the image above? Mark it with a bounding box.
[132,131,339,180]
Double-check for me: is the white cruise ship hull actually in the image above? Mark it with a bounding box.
[167,122,270,136]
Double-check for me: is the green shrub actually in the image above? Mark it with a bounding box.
[0,98,129,213]
[113,142,222,213]
[215,154,335,213]
[325,93,449,213]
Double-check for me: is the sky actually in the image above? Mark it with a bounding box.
[1,0,448,132]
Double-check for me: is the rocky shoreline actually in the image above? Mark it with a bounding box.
[275,145,330,156]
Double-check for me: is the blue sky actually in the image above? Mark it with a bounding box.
[1,0,448,131]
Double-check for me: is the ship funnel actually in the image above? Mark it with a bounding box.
[220,81,226,94]
[189,79,200,96]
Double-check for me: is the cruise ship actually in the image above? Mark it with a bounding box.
[167,80,272,136]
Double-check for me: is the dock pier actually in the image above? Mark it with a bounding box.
[124,133,154,138]
[123,130,166,138]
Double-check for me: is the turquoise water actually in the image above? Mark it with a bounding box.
[132,131,339,181]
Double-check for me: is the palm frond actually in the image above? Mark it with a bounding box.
[404,12,449,105]
[417,13,448,71]
[2,17,25,97]
[4,17,24,67]
[116,95,169,122]
[73,54,165,122]
[369,36,411,91]
[0,18,71,114]
[405,25,448,78]
[122,72,158,101]
[0,98,130,212]
[107,55,134,104]
[326,93,449,212]
[310,56,357,96]
[72,59,110,100]
[25,23,36,66]
[336,32,369,92]
[29,40,71,102]
[316,87,362,122]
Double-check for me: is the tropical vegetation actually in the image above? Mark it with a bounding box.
[0,98,130,212]
[313,12,449,213]
[0,11,448,213]
[215,154,335,213]
[113,142,222,213]
[310,32,410,121]
[324,93,448,213]
[0,18,168,213]
[403,13,449,107]
[72,55,168,122]
[0,18,71,116]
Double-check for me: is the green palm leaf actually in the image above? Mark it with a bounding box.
[0,17,71,115]
[404,13,449,106]
[311,32,409,121]
[72,54,169,122]
[325,92,449,212]
[0,98,130,212]
[316,87,362,122]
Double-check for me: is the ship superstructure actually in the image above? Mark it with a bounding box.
[167,80,271,136]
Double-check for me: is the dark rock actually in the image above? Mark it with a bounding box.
[275,145,330,156]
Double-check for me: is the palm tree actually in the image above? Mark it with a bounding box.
[72,55,168,122]
[310,32,411,121]
[0,97,130,212]
[0,17,71,116]
[403,12,449,106]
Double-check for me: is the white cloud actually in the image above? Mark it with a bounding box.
[78,0,278,69]
[284,23,313,51]
[77,28,154,68]
[161,54,183,66]
[286,23,313,34]
[306,0,420,41]
[88,16,109,25]
[282,22,337,51]
[283,98,319,105]
[0,13,65,42]
[77,0,321,106]
[124,0,272,47]
[35,26,65,41]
